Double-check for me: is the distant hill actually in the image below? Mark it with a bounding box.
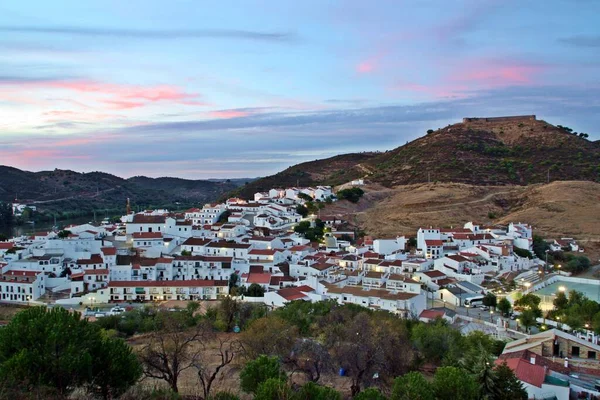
[235,116,599,198]
[0,167,242,214]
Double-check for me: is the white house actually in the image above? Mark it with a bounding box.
[0,270,46,303]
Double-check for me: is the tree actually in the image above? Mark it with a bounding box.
[494,362,527,400]
[497,298,512,317]
[195,337,242,400]
[553,292,568,311]
[139,312,211,393]
[513,247,533,259]
[518,309,538,333]
[241,317,299,361]
[288,339,333,383]
[215,296,240,331]
[181,249,192,256]
[411,319,463,365]
[247,283,265,297]
[407,237,417,248]
[296,205,309,218]
[514,293,542,317]
[482,293,497,308]
[0,307,141,397]
[391,371,434,400]
[295,381,341,400]
[254,378,293,400]
[327,312,411,396]
[432,367,477,400]
[0,202,14,227]
[57,229,71,239]
[427,129,434,134]
[90,334,143,399]
[462,345,496,400]
[228,273,239,290]
[298,193,314,202]
[354,388,387,400]
[239,355,286,394]
[336,188,364,203]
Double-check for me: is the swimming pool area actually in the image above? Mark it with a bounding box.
[534,280,600,301]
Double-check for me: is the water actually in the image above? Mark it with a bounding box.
[535,281,600,302]
[0,216,96,239]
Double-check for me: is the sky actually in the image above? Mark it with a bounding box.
[1,0,599,179]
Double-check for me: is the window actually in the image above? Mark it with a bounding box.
[589,351,596,359]
[572,346,580,357]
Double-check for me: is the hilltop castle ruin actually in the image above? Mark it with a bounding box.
[463,115,536,123]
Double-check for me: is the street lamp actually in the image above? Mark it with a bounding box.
[490,310,494,322]
[558,286,566,293]
[90,296,95,309]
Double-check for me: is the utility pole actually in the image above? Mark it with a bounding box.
[428,172,431,184]
[547,168,550,184]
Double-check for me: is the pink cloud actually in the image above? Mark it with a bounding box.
[208,110,251,119]
[356,61,376,74]
[448,59,544,88]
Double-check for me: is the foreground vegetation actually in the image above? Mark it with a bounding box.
[0,299,526,399]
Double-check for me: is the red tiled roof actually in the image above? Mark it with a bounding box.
[109,279,228,288]
[77,254,104,265]
[495,358,545,388]
[101,247,117,256]
[182,237,212,246]
[131,215,166,224]
[277,287,309,301]
[246,273,272,284]
[419,310,445,320]
[0,242,14,250]
[84,269,109,275]
[206,241,251,249]
[425,240,444,246]
[249,249,278,256]
[3,270,38,277]
[296,285,315,292]
[422,270,445,278]
[133,232,163,239]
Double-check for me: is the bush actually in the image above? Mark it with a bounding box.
[513,247,533,259]
[336,187,364,203]
[209,392,240,400]
[254,378,292,400]
[240,355,286,394]
[295,381,341,400]
[354,387,387,400]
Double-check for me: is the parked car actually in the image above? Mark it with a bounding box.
[479,305,490,311]
[110,306,125,315]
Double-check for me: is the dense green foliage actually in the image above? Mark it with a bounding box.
[513,247,533,259]
[392,371,434,400]
[240,355,286,394]
[0,202,13,227]
[336,187,364,203]
[0,307,141,398]
[294,219,327,242]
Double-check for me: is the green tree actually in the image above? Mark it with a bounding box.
[518,309,538,333]
[0,307,141,397]
[462,345,496,400]
[91,333,143,399]
[497,298,512,317]
[483,293,497,308]
[210,392,240,400]
[296,205,309,218]
[239,355,286,394]
[354,387,387,400]
[247,283,265,297]
[391,371,434,400]
[336,188,364,203]
[240,316,298,361]
[295,381,341,400]
[254,378,293,400]
[432,367,477,400]
[494,362,527,400]
[553,292,568,311]
[57,229,72,239]
[411,319,464,365]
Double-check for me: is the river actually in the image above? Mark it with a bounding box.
[0,216,97,239]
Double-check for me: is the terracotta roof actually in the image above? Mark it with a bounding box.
[84,269,109,275]
[446,254,470,262]
[246,273,272,284]
[206,241,251,249]
[495,358,545,388]
[422,270,446,278]
[0,242,14,250]
[77,254,104,265]
[277,287,309,301]
[364,271,383,279]
[101,247,117,256]
[109,279,228,288]
[425,240,444,246]
[133,232,163,239]
[249,249,278,256]
[270,276,296,286]
[182,237,212,246]
[311,262,336,271]
[131,215,166,224]
[419,309,445,320]
[388,274,419,284]
[3,270,38,277]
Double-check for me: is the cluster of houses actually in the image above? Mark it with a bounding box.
[1,186,546,320]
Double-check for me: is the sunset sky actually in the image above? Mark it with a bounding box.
[1,0,599,179]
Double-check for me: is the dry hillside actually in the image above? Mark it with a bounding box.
[322,181,600,257]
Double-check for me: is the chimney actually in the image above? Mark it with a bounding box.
[530,355,536,365]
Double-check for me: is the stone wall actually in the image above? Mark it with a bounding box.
[462,115,536,123]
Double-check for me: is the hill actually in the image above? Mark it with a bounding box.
[320,181,600,259]
[233,152,379,199]
[0,166,242,215]
[236,116,599,198]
